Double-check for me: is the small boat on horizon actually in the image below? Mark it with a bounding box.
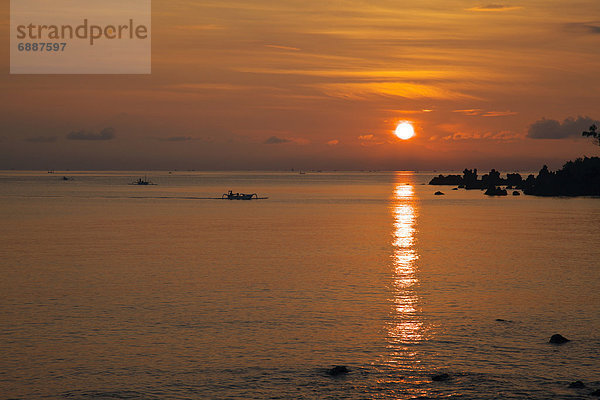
[130,176,157,186]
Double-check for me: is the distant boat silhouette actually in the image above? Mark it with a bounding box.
[222,190,267,200]
[130,176,156,185]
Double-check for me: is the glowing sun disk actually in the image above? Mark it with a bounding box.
[395,122,415,140]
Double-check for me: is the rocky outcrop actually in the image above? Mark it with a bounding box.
[484,186,507,196]
[428,157,600,197]
[327,365,350,376]
[429,174,462,185]
[549,334,570,344]
[431,373,450,381]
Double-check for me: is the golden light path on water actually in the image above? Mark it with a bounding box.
[386,174,425,367]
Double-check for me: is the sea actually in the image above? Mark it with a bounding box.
[1,171,599,399]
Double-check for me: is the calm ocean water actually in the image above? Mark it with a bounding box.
[1,171,599,399]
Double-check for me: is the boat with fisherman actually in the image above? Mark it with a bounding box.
[222,190,267,200]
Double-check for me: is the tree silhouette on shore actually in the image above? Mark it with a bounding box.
[582,124,599,145]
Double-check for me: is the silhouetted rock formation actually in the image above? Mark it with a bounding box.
[429,168,522,190]
[429,174,462,185]
[327,365,350,376]
[512,191,520,196]
[431,373,450,381]
[463,168,480,189]
[434,191,445,195]
[429,157,600,197]
[484,186,507,196]
[568,381,586,389]
[549,334,570,344]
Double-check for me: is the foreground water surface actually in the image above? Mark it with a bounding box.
[1,171,599,399]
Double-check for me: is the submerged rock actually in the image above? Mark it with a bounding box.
[568,381,586,388]
[591,389,600,396]
[431,373,450,381]
[434,191,445,196]
[327,365,350,376]
[549,334,570,344]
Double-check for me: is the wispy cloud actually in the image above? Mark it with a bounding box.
[166,83,262,91]
[358,134,385,146]
[439,130,520,141]
[265,44,301,51]
[384,109,434,114]
[25,136,57,143]
[66,128,115,141]
[263,136,291,144]
[481,111,518,117]
[315,82,474,100]
[175,24,224,31]
[235,68,468,80]
[327,139,339,146]
[467,4,522,12]
[453,109,482,116]
[453,109,517,117]
[158,136,194,142]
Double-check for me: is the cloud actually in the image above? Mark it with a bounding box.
[25,136,57,143]
[384,109,434,114]
[453,109,517,117]
[467,4,522,12]
[66,127,115,141]
[159,136,194,142]
[265,44,301,51]
[327,140,339,146]
[165,83,277,93]
[481,110,518,117]
[263,136,291,144]
[564,22,600,35]
[358,134,386,146]
[527,116,598,139]
[439,130,520,141]
[314,82,474,100]
[175,24,224,31]
[453,109,482,116]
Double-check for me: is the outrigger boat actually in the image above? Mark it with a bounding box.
[222,190,266,200]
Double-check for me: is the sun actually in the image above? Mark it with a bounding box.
[394,122,415,140]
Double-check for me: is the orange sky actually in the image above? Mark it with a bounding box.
[1,0,599,170]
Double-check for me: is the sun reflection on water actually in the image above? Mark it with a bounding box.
[387,175,424,356]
